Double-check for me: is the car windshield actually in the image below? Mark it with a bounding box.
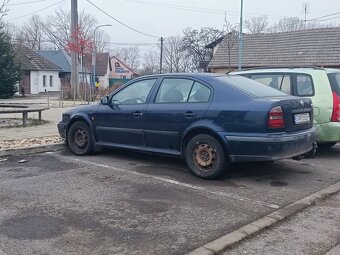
[218,75,288,98]
[327,72,340,95]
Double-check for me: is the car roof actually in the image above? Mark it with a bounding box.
[231,67,327,75]
[139,72,227,80]
[325,68,340,74]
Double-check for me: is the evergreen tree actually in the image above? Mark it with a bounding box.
[0,0,21,99]
[0,30,21,98]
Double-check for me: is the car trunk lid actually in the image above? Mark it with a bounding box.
[263,96,314,133]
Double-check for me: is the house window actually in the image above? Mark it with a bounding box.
[50,76,53,87]
[43,75,47,87]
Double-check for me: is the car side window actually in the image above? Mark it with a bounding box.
[155,78,194,103]
[296,74,314,96]
[111,79,156,104]
[188,82,211,102]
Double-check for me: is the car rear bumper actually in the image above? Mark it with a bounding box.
[315,122,340,143]
[221,127,317,162]
[57,121,67,139]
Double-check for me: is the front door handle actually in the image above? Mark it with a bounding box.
[133,112,143,118]
[184,111,196,118]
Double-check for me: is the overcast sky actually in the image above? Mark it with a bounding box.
[5,0,340,50]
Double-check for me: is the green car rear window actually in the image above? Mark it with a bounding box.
[219,75,288,98]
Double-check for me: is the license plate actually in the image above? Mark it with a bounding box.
[294,113,310,124]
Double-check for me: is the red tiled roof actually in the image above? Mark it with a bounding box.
[208,27,340,69]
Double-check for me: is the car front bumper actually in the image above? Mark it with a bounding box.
[221,127,317,162]
[57,121,67,139]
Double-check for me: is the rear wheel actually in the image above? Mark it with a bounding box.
[317,142,337,149]
[67,121,93,155]
[185,134,227,179]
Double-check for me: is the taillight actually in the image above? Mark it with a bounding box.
[268,106,285,129]
[331,92,340,122]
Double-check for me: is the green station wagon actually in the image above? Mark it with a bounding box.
[232,67,340,148]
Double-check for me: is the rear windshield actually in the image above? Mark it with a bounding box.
[218,75,288,98]
[327,73,340,94]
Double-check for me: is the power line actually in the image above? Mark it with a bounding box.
[307,11,340,21]
[84,0,159,39]
[6,0,52,6]
[121,0,286,20]
[6,0,64,22]
[317,15,340,22]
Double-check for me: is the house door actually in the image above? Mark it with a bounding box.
[19,72,31,94]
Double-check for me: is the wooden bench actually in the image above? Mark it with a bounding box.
[0,104,50,127]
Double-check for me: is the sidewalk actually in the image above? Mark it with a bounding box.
[0,107,72,140]
[223,192,340,255]
[0,96,94,141]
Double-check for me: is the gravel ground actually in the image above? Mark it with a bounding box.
[0,136,64,150]
[0,118,48,128]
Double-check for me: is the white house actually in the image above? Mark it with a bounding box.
[15,45,62,94]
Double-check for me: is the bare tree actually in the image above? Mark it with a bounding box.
[182,27,223,71]
[162,36,190,73]
[0,0,8,23]
[244,15,268,34]
[139,50,160,75]
[112,46,140,71]
[223,20,239,72]
[270,17,304,33]
[16,15,46,50]
[42,9,110,52]
[95,29,111,53]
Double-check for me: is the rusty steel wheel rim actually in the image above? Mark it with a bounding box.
[193,143,216,171]
[74,128,88,148]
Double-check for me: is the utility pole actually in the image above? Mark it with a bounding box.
[160,37,164,73]
[238,0,243,70]
[71,0,79,101]
[303,2,310,29]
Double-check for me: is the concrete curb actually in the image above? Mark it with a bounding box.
[0,143,67,157]
[187,181,340,255]
[324,243,340,255]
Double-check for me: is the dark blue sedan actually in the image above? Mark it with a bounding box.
[58,73,317,179]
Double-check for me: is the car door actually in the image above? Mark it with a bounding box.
[95,78,157,147]
[144,77,212,153]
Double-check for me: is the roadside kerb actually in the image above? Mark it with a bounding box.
[325,243,340,255]
[187,181,340,255]
[0,143,67,157]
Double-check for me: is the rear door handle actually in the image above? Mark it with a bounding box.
[184,111,196,118]
[133,112,143,118]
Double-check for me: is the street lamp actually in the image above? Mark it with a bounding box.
[238,0,244,70]
[91,24,112,101]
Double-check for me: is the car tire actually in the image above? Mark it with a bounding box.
[317,142,337,149]
[67,121,93,155]
[185,134,227,179]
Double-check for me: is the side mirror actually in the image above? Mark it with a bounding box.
[100,96,109,105]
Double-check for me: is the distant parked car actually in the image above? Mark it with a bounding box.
[58,73,316,179]
[232,67,340,148]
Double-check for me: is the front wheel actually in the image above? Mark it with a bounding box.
[67,121,93,155]
[185,134,228,179]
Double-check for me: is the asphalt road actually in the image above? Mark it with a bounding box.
[0,145,339,255]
